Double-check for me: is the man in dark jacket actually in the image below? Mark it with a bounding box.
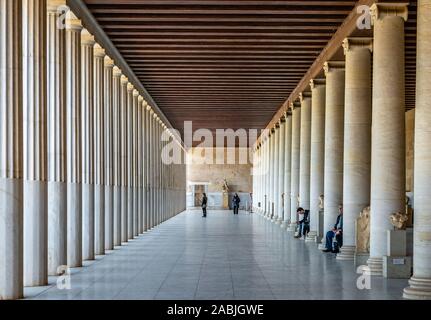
[322,205,343,253]
[202,193,208,218]
[295,208,310,239]
[233,194,241,215]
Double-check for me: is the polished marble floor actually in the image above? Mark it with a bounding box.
[25,210,407,300]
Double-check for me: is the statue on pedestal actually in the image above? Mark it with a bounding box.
[356,206,371,253]
[221,179,229,194]
[319,194,324,210]
[390,211,409,230]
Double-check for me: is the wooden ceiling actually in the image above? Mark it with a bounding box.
[85,0,417,147]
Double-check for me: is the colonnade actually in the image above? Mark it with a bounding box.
[253,1,431,299]
[0,0,187,300]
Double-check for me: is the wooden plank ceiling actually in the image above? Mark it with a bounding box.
[85,0,417,147]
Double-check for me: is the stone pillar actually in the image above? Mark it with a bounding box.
[289,102,301,230]
[367,3,407,275]
[299,92,312,213]
[65,11,83,268]
[149,109,154,229]
[47,0,67,276]
[321,61,345,250]
[404,0,431,299]
[308,79,326,242]
[94,43,105,256]
[104,56,114,251]
[127,83,134,239]
[120,75,129,243]
[337,38,372,261]
[22,0,48,287]
[0,0,23,300]
[268,128,275,219]
[132,90,139,236]
[277,119,286,224]
[144,105,150,231]
[282,113,292,229]
[272,124,280,222]
[81,29,95,261]
[113,66,122,247]
[138,96,144,234]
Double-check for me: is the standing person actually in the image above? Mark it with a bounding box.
[233,193,241,215]
[202,193,208,218]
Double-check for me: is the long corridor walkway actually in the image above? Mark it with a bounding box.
[26,210,407,300]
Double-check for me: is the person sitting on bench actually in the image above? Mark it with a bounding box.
[295,208,310,239]
[322,205,343,253]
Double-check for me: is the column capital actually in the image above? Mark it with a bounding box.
[81,29,96,46]
[370,2,409,24]
[104,56,115,68]
[289,101,301,111]
[47,0,67,13]
[94,43,106,58]
[65,11,82,31]
[310,78,326,89]
[342,37,373,55]
[138,95,144,103]
[133,89,139,97]
[324,61,345,76]
[127,82,134,92]
[147,105,153,112]
[299,92,312,103]
[113,66,122,77]
[120,75,129,85]
[142,100,148,108]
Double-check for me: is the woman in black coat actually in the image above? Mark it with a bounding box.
[202,193,208,218]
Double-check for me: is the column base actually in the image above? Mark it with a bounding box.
[305,231,317,243]
[403,277,431,300]
[276,217,283,225]
[336,245,355,261]
[318,240,326,251]
[272,216,279,223]
[280,221,289,229]
[366,257,384,276]
[287,223,297,232]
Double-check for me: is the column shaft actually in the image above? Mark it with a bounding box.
[299,94,311,212]
[290,104,301,230]
[282,114,292,228]
[277,120,285,224]
[120,76,129,243]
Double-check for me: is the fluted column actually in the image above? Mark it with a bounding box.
[262,136,268,215]
[289,102,301,230]
[132,90,139,236]
[299,93,311,213]
[47,0,67,276]
[0,0,23,300]
[337,38,372,261]
[65,12,83,268]
[277,119,285,224]
[81,29,95,261]
[282,112,292,229]
[268,128,275,219]
[94,43,105,256]
[127,83,134,239]
[22,0,48,287]
[404,0,431,299]
[321,61,345,250]
[138,96,144,234]
[113,66,122,247]
[120,75,129,243]
[272,124,280,222]
[144,105,150,231]
[148,109,154,229]
[308,79,326,242]
[367,3,407,275]
[104,56,114,251]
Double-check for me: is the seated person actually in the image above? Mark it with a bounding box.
[322,205,343,253]
[295,208,310,239]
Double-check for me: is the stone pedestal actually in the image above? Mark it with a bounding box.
[383,256,412,279]
[222,192,229,210]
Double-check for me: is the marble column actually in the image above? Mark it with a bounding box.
[268,128,275,219]
[120,75,129,243]
[127,84,134,239]
[277,119,286,224]
[262,136,268,215]
[138,96,144,234]
[149,109,154,229]
[132,89,139,236]
[94,43,105,256]
[81,29,95,261]
[289,102,301,230]
[368,3,407,275]
[104,56,115,251]
[65,11,83,268]
[47,0,67,276]
[272,124,280,222]
[0,0,23,300]
[404,0,431,299]
[321,61,345,250]
[308,79,326,242]
[22,0,48,287]
[282,113,292,229]
[113,66,122,247]
[299,92,312,213]
[144,105,150,231]
[337,38,372,261]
